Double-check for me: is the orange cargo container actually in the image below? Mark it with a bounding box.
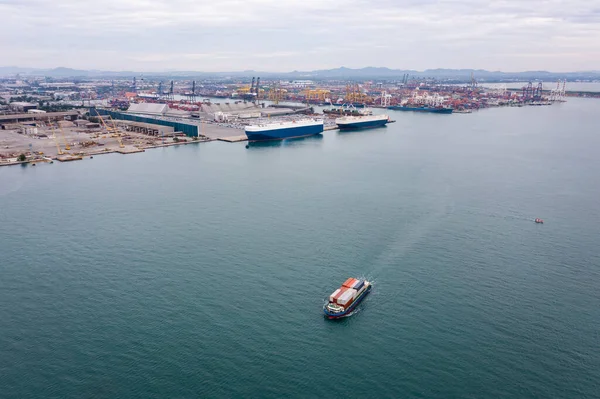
[342,278,358,288]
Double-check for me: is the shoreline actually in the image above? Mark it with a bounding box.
[0,137,216,167]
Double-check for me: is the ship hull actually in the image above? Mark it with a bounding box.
[388,106,453,114]
[337,118,388,130]
[245,123,324,142]
[323,284,372,319]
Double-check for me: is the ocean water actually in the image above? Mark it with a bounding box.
[1,99,599,398]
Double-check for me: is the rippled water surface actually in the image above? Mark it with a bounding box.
[1,99,599,398]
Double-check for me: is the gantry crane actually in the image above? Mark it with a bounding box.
[302,89,330,103]
[345,84,371,104]
[268,85,287,104]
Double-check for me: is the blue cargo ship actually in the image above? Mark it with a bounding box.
[245,119,324,142]
[336,114,389,130]
[324,278,372,319]
[388,105,453,114]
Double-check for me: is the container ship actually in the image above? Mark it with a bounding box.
[388,105,453,114]
[324,278,372,319]
[323,105,372,116]
[244,119,324,142]
[336,114,389,130]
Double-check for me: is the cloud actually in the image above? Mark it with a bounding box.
[0,0,598,71]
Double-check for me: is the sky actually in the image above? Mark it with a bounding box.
[1,0,599,72]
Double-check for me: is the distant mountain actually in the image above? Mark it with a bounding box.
[1,66,600,81]
[301,67,600,81]
[296,66,417,78]
[302,67,600,80]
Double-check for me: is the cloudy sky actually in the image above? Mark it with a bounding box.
[1,0,599,72]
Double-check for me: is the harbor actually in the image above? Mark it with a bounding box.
[2,74,595,166]
[3,0,600,394]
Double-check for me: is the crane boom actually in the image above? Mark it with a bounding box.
[108,115,125,148]
[57,124,71,150]
[50,126,64,155]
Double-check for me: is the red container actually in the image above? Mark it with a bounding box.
[342,278,357,288]
[332,287,348,303]
[329,288,341,302]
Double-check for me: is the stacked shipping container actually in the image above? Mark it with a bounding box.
[329,278,366,308]
[343,278,365,291]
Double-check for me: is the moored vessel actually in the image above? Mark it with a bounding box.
[244,119,324,142]
[336,114,389,130]
[324,278,372,319]
[387,105,453,114]
[323,103,373,116]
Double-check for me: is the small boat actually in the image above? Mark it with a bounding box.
[324,278,372,319]
[535,218,544,224]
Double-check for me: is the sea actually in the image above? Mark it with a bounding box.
[1,98,599,398]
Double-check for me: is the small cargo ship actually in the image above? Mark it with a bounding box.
[388,105,453,114]
[323,103,373,116]
[336,114,389,130]
[324,278,372,319]
[245,119,324,142]
[323,108,373,116]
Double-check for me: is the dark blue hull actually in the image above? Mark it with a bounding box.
[387,106,453,114]
[323,285,372,319]
[245,124,324,142]
[337,119,388,130]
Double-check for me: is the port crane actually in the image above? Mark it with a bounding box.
[302,89,330,102]
[254,77,260,101]
[49,126,64,155]
[345,84,371,104]
[56,123,71,150]
[268,84,287,104]
[108,116,125,148]
[376,91,392,107]
[95,112,124,148]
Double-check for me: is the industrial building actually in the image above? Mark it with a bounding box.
[91,108,203,137]
[9,102,38,112]
[0,111,79,129]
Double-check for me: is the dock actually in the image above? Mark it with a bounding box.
[218,135,248,143]
[116,147,145,154]
[56,155,84,162]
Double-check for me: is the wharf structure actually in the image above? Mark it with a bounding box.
[90,99,315,140]
[92,108,210,138]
